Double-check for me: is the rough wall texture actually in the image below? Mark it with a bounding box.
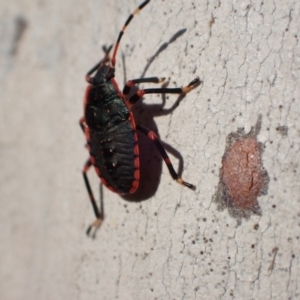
[0,0,299,299]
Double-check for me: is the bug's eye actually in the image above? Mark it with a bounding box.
[106,67,115,80]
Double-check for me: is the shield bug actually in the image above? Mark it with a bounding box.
[80,0,200,236]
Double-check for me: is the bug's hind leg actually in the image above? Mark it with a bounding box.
[137,125,196,190]
[82,159,104,237]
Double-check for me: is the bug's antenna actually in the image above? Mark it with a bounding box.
[111,0,150,67]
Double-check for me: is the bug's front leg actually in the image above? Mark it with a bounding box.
[122,77,165,96]
[85,44,113,83]
[128,77,200,105]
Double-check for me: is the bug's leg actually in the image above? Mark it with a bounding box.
[123,77,165,95]
[128,77,200,105]
[85,44,113,83]
[79,117,90,148]
[137,125,196,190]
[82,159,104,237]
[79,116,86,133]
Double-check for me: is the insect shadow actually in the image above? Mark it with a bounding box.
[120,28,193,202]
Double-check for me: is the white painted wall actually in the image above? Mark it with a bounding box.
[0,0,299,299]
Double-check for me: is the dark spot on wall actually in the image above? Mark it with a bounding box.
[276,125,288,137]
[213,115,269,224]
[10,16,28,56]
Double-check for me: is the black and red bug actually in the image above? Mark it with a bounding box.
[80,0,200,236]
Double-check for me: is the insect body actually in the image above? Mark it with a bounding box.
[80,0,200,236]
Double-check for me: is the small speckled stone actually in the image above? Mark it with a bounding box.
[214,116,269,223]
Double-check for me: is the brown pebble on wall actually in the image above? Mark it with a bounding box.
[213,115,269,224]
